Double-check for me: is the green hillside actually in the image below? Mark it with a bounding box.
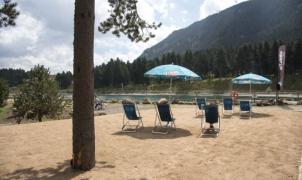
[141,0,302,59]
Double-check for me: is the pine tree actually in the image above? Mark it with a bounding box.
[13,65,64,123]
[98,0,161,42]
[182,50,193,68]
[73,0,161,170]
[0,0,19,27]
[214,49,228,77]
[55,71,73,89]
[292,39,302,74]
[0,68,27,87]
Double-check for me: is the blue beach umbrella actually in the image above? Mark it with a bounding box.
[232,73,271,94]
[144,64,201,93]
[144,64,201,80]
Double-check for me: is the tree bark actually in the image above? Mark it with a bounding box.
[72,0,95,170]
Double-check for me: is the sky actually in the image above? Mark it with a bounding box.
[0,0,248,73]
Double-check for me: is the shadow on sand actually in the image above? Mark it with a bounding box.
[194,114,203,119]
[277,105,302,112]
[2,160,80,180]
[278,105,294,110]
[222,114,233,119]
[200,129,219,138]
[2,160,115,180]
[232,112,272,119]
[112,126,192,139]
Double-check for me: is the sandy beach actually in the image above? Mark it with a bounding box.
[0,105,302,180]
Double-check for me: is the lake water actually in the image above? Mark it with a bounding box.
[61,92,301,102]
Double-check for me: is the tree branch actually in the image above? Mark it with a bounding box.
[98,0,161,43]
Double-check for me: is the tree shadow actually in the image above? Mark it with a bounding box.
[112,127,192,139]
[1,160,79,180]
[232,112,272,119]
[1,160,116,180]
[95,161,116,169]
[278,105,294,110]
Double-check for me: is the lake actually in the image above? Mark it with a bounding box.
[61,91,302,102]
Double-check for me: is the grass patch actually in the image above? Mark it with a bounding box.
[0,103,12,123]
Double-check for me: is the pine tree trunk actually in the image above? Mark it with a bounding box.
[38,115,42,122]
[72,0,95,170]
[38,110,42,122]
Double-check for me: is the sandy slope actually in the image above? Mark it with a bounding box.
[0,105,302,180]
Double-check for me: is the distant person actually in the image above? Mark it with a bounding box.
[208,102,217,129]
[158,98,168,104]
[94,95,104,110]
[230,90,238,103]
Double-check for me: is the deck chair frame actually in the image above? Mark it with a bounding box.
[222,98,233,116]
[195,98,207,117]
[201,104,220,136]
[152,103,176,134]
[239,100,252,119]
[122,103,144,133]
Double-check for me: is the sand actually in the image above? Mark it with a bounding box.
[0,105,302,180]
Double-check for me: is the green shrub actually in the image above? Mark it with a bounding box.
[13,65,64,123]
[0,79,9,106]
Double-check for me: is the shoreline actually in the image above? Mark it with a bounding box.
[2,103,301,126]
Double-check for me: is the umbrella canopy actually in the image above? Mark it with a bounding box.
[144,64,201,80]
[232,73,271,94]
[232,73,271,84]
[144,64,201,100]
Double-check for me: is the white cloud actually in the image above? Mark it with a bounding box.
[0,45,73,73]
[94,0,178,66]
[137,0,169,22]
[94,24,179,65]
[0,0,180,73]
[0,0,73,73]
[181,10,188,15]
[137,0,156,23]
[169,3,175,9]
[0,14,43,45]
[200,0,248,20]
[95,0,111,22]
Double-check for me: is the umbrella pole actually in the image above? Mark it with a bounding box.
[249,81,252,95]
[169,78,173,102]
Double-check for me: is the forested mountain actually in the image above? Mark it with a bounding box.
[1,39,301,90]
[93,39,302,88]
[140,0,302,59]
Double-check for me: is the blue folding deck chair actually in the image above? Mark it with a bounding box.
[222,98,233,116]
[122,102,143,132]
[201,104,220,136]
[239,100,252,118]
[152,103,176,134]
[195,98,206,117]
